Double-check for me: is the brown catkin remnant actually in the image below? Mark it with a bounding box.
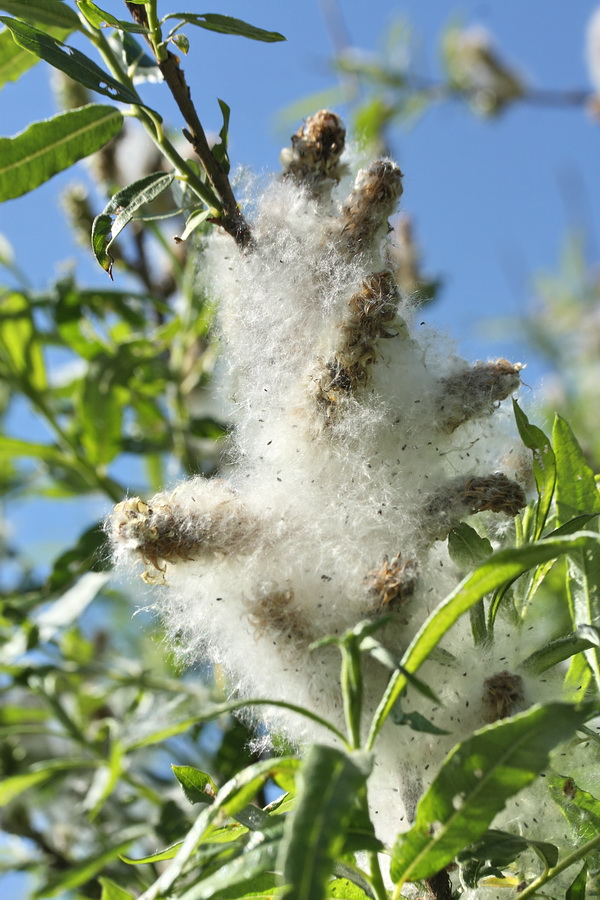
[365,554,419,610]
[423,473,527,540]
[110,485,263,583]
[337,160,403,257]
[245,588,313,646]
[482,670,525,722]
[310,271,406,423]
[280,110,346,191]
[437,359,523,432]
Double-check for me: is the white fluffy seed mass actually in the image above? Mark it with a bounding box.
[109,112,579,852]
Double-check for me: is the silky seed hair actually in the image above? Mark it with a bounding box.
[109,110,584,854]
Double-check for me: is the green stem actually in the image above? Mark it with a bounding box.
[82,19,221,210]
[368,851,390,900]
[517,833,600,899]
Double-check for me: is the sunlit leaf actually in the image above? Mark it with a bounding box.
[513,400,556,540]
[369,532,600,744]
[0,18,140,104]
[390,702,593,885]
[0,0,81,30]
[173,765,218,805]
[162,13,285,43]
[0,25,69,89]
[92,172,175,272]
[76,0,149,33]
[566,863,588,900]
[548,773,600,869]
[554,416,600,683]
[0,104,123,200]
[0,292,46,390]
[278,746,371,900]
[99,878,136,900]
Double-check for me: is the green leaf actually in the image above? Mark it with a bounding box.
[77,354,127,466]
[327,878,371,899]
[214,97,231,173]
[163,13,285,43]
[99,878,136,900]
[0,292,46,390]
[278,746,371,900]
[554,416,600,524]
[448,523,493,572]
[91,172,175,273]
[520,626,600,674]
[142,757,300,900]
[178,837,281,900]
[0,0,81,30]
[0,24,69,89]
[174,207,211,243]
[121,842,183,866]
[554,417,600,683]
[390,702,593,886]
[513,400,556,540]
[91,213,113,276]
[0,18,140,104]
[172,765,217,805]
[368,532,600,746]
[0,103,123,200]
[457,828,558,871]
[548,774,600,869]
[76,0,149,33]
[566,863,588,900]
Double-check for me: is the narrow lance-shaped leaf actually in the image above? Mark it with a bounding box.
[554,415,600,683]
[0,104,123,201]
[76,0,149,33]
[368,532,600,746]
[0,24,70,89]
[137,756,300,900]
[0,293,46,390]
[0,17,141,104]
[513,399,556,540]
[99,878,136,900]
[91,172,175,274]
[278,746,371,900]
[163,13,285,43]
[390,702,594,886]
[0,0,82,30]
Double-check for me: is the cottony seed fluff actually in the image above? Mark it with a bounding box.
[109,111,579,867]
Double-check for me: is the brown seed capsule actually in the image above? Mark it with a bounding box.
[482,670,525,722]
[337,160,404,257]
[246,588,313,645]
[437,359,523,432]
[365,554,419,610]
[309,271,404,424]
[424,473,527,540]
[110,485,264,583]
[280,110,346,190]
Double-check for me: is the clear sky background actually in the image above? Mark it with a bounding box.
[1,3,599,896]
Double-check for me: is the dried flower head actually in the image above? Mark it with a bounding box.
[482,670,525,722]
[365,554,419,610]
[280,109,347,190]
[438,359,523,432]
